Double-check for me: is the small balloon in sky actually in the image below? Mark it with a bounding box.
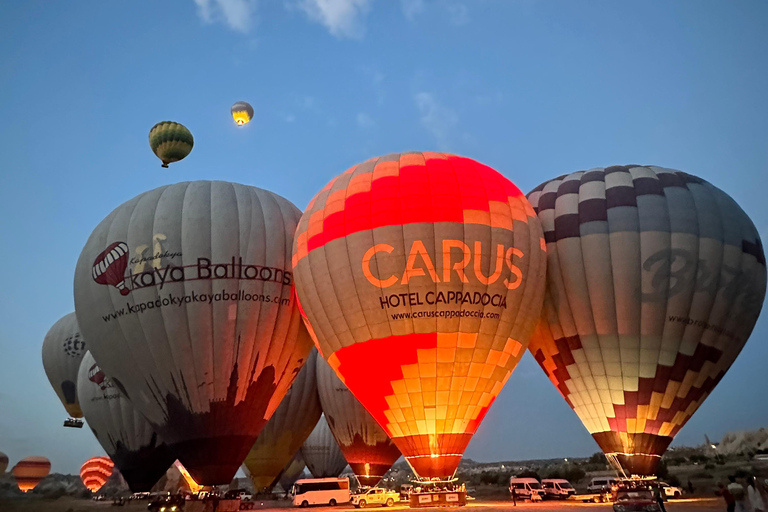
[231,101,254,126]
[148,121,193,168]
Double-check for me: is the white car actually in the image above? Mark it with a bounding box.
[658,482,683,498]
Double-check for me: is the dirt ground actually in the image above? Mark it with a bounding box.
[0,496,727,512]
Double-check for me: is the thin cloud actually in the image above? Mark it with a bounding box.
[446,3,469,26]
[298,0,373,39]
[193,0,257,32]
[356,112,375,128]
[414,92,458,150]
[401,0,425,21]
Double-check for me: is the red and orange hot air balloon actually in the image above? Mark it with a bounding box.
[80,456,114,492]
[293,152,547,480]
[12,456,51,492]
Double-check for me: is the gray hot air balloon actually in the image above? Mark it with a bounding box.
[278,453,307,493]
[527,165,766,476]
[301,414,348,478]
[0,451,8,475]
[42,312,87,419]
[242,348,322,492]
[316,356,400,487]
[73,181,313,485]
[77,351,175,492]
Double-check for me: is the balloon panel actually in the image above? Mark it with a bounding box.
[12,456,51,492]
[277,453,306,492]
[80,456,114,492]
[527,166,766,475]
[301,415,348,478]
[42,312,87,417]
[293,152,546,479]
[74,181,313,485]
[77,352,176,492]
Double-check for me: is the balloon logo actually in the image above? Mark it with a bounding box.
[63,333,86,358]
[92,242,130,295]
[87,363,110,390]
[293,152,547,480]
[527,165,766,475]
[80,456,114,493]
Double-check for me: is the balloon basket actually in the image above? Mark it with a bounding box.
[63,417,83,428]
[409,490,467,508]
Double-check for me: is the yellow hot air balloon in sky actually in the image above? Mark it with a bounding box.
[231,101,254,126]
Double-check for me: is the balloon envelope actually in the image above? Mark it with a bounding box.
[278,453,306,493]
[74,181,313,484]
[12,456,51,492]
[316,355,401,486]
[527,165,766,475]
[77,351,176,492]
[242,348,322,491]
[0,451,8,474]
[292,152,547,479]
[231,101,254,126]
[42,312,87,417]
[148,121,193,168]
[80,456,114,493]
[301,415,347,478]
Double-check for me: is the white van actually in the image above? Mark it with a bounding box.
[292,478,350,507]
[587,477,618,493]
[509,478,545,499]
[541,479,576,499]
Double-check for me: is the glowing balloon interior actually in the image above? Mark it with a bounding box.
[80,456,114,493]
[12,456,51,492]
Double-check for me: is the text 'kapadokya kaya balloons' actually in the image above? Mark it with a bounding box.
[316,355,401,487]
[242,348,322,492]
[42,312,87,418]
[527,166,766,476]
[80,456,114,493]
[148,121,193,168]
[12,456,51,492]
[74,181,314,485]
[293,152,547,479]
[77,352,176,492]
[231,102,254,126]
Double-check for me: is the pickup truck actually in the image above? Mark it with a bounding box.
[351,488,401,508]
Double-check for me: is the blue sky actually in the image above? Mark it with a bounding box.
[1,0,767,474]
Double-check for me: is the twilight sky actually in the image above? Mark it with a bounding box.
[1,0,767,475]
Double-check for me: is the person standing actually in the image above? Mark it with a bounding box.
[728,476,747,512]
[688,480,695,495]
[511,486,517,507]
[717,482,735,512]
[654,485,668,512]
[747,477,765,512]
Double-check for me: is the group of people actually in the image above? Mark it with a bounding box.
[717,476,767,512]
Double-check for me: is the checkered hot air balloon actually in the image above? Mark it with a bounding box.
[12,456,51,493]
[91,242,129,295]
[527,165,766,476]
[148,121,193,168]
[80,456,114,493]
[292,152,547,480]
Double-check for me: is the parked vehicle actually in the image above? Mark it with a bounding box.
[541,478,576,499]
[509,477,545,500]
[351,487,401,508]
[291,478,350,507]
[612,488,662,512]
[657,482,683,498]
[588,477,619,493]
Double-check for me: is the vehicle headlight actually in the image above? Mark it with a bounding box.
[160,508,166,512]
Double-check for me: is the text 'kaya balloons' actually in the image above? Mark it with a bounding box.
[77,352,176,492]
[527,166,766,476]
[74,181,314,485]
[42,312,87,418]
[293,152,547,479]
[12,456,51,492]
[80,456,114,493]
[316,355,401,487]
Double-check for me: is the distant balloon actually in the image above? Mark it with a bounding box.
[231,101,254,126]
[0,451,8,474]
[243,348,322,492]
[301,415,347,478]
[293,152,547,480]
[74,181,314,485]
[316,356,400,487]
[77,352,175,492]
[80,456,114,493]
[148,121,193,168]
[12,456,51,492]
[278,453,306,493]
[527,165,766,476]
[42,312,87,418]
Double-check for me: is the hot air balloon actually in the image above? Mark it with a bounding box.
[527,165,766,476]
[278,453,307,493]
[316,356,401,487]
[74,181,314,485]
[148,121,193,168]
[242,348,322,492]
[80,456,114,493]
[0,451,8,475]
[42,312,87,420]
[12,456,51,492]
[301,415,348,478]
[77,352,176,492]
[292,152,547,480]
[231,101,254,126]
